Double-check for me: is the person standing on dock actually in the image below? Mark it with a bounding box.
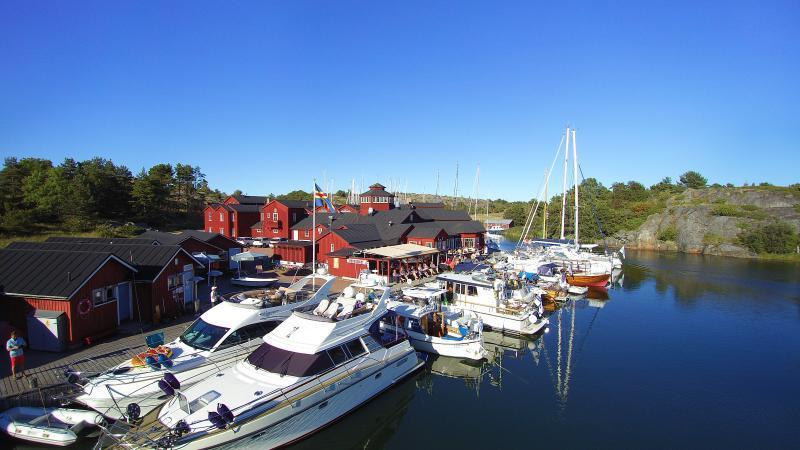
[6,329,26,379]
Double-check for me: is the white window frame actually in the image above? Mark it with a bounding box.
[219,212,223,221]
[330,243,335,252]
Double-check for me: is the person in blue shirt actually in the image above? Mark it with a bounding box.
[6,329,26,379]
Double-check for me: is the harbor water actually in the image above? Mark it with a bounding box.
[6,246,800,449]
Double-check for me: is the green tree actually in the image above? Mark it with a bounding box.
[679,171,708,189]
[738,221,799,254]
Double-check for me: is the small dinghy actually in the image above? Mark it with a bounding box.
[0,406,105,447]
[567,285,589,295]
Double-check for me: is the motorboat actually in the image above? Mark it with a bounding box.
[0,406,105,447]
[72,274,336,421]
[434,273,548,335]
[386,286,487,361]
[101,280,423,449]
[230,274,278,287]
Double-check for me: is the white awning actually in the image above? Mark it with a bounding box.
[360,243,440,259]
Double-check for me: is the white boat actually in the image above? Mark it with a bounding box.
[0,406,105,447]
[72,274,336,421]
[230,275,278,287]
[103,280,423,449]
[386,286,486,361]
[434,273,548,335]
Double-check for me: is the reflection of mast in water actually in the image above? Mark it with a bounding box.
[543,299,578,415]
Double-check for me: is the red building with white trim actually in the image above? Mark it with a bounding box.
[252,199,309,240]
[204,195,266,238]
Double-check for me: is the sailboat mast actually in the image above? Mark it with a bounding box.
[312,179,316,288]
[572,128,579,246]
[543,169,548,238]
[560,127,570,240]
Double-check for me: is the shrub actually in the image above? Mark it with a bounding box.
[658,226,677,242]
[712,198,727,204]
[0,209,36,234]
[63,216,94,233]
[679,171,708,189]
[711,204,766,219]
[703,233,725,246]
[738,221,799,254]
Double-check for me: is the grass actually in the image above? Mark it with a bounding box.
[711,204,767,220]
[754,253,800,262]
[0,230,101,248]
[658,226,677,242]
[702,233,726,246]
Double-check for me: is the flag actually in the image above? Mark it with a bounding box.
[314,183,336,212]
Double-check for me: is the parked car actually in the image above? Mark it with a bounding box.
[251,238,265,247]
[236,237,254,246]
[268,237,287,247]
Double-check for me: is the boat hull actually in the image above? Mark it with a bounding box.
[171,350,423,450]
[231,278,278,287]
[407,334,486,361]
[566,273,610,287]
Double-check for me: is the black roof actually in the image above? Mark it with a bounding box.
[136,230,223,250]
[331,223,382,244]
[407,223,446,238]
[415,208,472,221]
[6,242,197,282]
[404,202,445,209]
[442,220,486,234]
[274,240,313,248]
[291,212,362,230]
[0,249,136,298]
[228,203,262,213]
[46,236,159,245]
[273,199,311,209]
[232,195,268,205]
[328,248,357,257]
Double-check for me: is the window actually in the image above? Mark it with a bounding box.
[256,228,261,233]
[426,242,433,248]
[167,274,182,289]
[92,287,115,307]
[105,286,117,302]
[360,335,383,353]
[304,230,309,237]
[232,229,236,237]
[180,319,230,351]
[219,212,224,221]
[330,243,335,252]
[327,345,348,365]
[208,227,212,232]
[261,212,264,221]
[247,343,334,377]
[182,390,221,415]
[345,339,366,358]
[219,227,224,234]
[273,212,278,221]
[333,258,339,269]
[273,229,279,234]
[467,285,478,296]
[292,212,297,222]
[455,283,465,295]
[218,321,274,349]
[208,212,212,221]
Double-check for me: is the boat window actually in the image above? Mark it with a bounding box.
[467,286,478,296]
[456,284,465,294]
[360,335,384,353]
[247,343,334,377]
[180,319,230,351]
[345,339,366,358]
[186,390,221,414]
[327,345,348,365]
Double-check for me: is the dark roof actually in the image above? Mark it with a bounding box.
[415,208,472,221]
[6,242,196,282]
[135,230,223,250]
[0,249,136,298]
[485,219,513,225]
[232,195,268,205]
[327,248,357,257]
[273,199,311,209]
[331,224,382,244]
[227,203,262,213]
[274,240,313,248]
[361,188,395,197]
[407,223,446,238]
[176,230,242,248]
[250,221,263,229]
[442,220,486,234]
[46,236,158,245]
[406,202,445,209]
[291,212,363,230]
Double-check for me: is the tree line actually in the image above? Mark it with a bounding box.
[0,157,226,236]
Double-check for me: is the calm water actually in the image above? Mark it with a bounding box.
[7,249,800,449]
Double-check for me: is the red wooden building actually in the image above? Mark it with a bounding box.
[359,183,395,215]
[0,249,138,348]
[252,199,309,240]
[204,195,266,238]
[7,242,204,325]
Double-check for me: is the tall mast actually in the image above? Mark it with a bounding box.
[543,169,548,238]
[312,179,316,288]
[454,162,459,201]
[435,170,440,197]
[473,165,480,217]
[560,127,570,240]
[572,128,579,245]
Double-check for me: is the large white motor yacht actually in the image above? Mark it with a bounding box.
[434,273,548,335]
[101,280,423,449]
[73,274,336,421]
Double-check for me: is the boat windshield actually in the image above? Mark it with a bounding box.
[180,318,230,351]
[246,343,333,377]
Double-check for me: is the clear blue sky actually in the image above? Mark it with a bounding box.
[1,1,798,201]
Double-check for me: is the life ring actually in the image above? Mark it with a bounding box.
[78,298,92,316]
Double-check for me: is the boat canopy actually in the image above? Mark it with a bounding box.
[360,243,439,259]
[530,238,575,247]
[537,262,560,276]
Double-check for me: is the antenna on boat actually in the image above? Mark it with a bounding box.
[572,128,579,246]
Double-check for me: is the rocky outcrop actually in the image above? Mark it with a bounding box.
[610,187,800,258]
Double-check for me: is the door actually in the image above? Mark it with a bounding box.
[117,282,132,322]
[182,267,195,306]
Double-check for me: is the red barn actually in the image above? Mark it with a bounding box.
[0,249,138,348]
[7,242,204,324]
[252,199,309,240]
[204,195,267,238]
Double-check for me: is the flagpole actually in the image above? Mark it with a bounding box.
[312,179,316,289]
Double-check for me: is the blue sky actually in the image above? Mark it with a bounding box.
[1,1,798,201]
